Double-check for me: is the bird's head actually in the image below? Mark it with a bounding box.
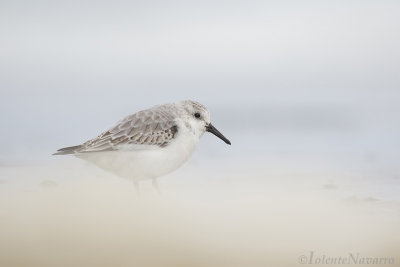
[179,100,231,145]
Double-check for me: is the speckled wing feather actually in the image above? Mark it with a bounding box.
[74,106,178,153]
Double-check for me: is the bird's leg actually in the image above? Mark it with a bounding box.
[152,178,162,195]
[133,180,140,195]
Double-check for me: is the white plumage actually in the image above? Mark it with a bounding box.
[54,100,231,191]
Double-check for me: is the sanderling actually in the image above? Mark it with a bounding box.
[54,100,231,192]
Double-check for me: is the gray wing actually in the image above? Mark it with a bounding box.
[56,107,178,154]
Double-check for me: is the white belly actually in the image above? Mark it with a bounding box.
[76,132,199,181]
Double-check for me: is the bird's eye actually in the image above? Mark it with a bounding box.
[194,113,201,119]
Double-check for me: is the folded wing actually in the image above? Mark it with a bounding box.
[54,107,178,155]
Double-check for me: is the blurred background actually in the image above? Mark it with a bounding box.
[0,1,399,266]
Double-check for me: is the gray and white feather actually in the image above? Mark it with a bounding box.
[54,100,231,190]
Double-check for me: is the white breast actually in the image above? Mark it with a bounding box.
[76,123,200,181]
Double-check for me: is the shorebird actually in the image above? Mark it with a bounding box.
[54,100,231,192]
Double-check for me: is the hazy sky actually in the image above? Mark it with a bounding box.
[0,1,399,160]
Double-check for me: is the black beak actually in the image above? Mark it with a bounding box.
[206,123,231,145]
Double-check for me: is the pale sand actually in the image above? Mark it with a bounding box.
[0,160,399,267]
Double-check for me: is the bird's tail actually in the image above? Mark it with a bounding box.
[53,145,82,155]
